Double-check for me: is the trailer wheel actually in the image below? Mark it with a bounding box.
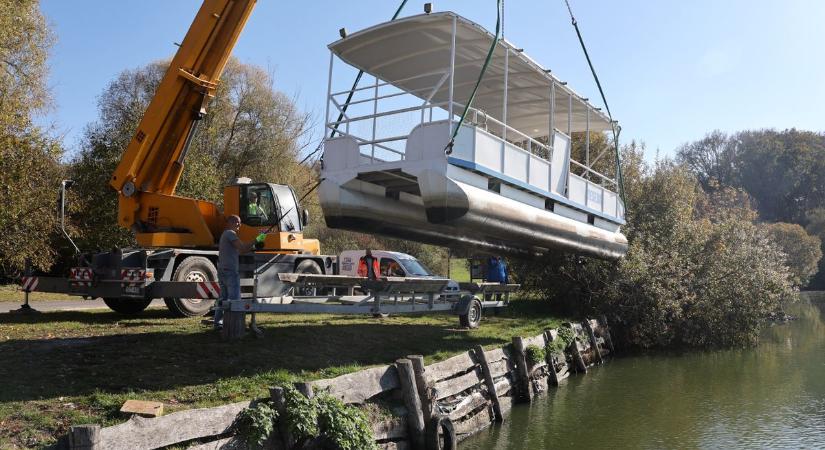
[459,297,482,329]
[164,256,218,317]
[103,297,153,314]
[294,260,322,296]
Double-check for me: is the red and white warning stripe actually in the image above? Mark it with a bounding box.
[20,276,38,292]
[120,268,147,286]
[70,267,93,280]
[69,267,93,287]
[195,281,220,299]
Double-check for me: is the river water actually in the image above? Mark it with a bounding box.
[464,294,825,449]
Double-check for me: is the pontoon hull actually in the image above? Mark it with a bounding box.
[320,171,628,260]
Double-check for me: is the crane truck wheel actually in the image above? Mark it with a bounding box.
[164,256,218,317]
[103,297,153,314]
[294,260,323,296]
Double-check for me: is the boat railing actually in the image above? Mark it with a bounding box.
[326,71,618,192]
[464,107,617,190]
[327,69,456,163]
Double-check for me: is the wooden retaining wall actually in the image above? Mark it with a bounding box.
[58,318,614,449]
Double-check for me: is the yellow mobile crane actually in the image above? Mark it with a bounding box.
[110,0,317,255]
[36,0,331,316]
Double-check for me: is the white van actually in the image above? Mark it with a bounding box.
[338,250,460,296]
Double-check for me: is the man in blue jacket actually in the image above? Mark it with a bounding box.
[486,256,508,284]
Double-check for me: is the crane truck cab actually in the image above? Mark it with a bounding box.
[225,179,317,255]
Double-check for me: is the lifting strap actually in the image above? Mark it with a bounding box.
[563,0,626,205]
[445,0,502,155]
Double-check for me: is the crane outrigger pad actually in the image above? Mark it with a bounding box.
[321,12,628,259]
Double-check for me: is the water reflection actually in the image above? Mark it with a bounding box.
[463,294,825,449]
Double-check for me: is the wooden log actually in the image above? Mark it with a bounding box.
[69,424,100,450]
[447,389,488,422]
[295,382,314,399]
[221,309,246,340]
[483,347,507,364]
[564,323,588,373]
[423,352,475,385]
[271,386,294,449]
[487,358,509,379]
[584,319,603,364]
[497,395,513,420]
[452,406,494,437]
[186,435,247,450]
[312,365,399,404]
[473,345,503,423]
[373,417,409,441]
[543,330,560,386]
[511,337,531,402]
[408,355,433,423]
[493,378,512,398]
[570,340,588,374]
[379,441,411,450]
[522,334,546,349]
[98,401,251,449]
[599,315,616,352]
[396,359,426,449]
[433,368,481,401]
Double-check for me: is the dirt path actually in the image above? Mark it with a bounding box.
[0,299,165,313]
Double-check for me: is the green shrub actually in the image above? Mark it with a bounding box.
[548,326,575,353]
[525,344,546,366]
[234,401,278,450]
[283,386,319,442]
[316,395,377,450]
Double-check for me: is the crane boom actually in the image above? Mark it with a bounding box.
[111,0,255,196]
[110,0,256,246]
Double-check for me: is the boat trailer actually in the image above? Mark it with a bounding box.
[220,273,519,339]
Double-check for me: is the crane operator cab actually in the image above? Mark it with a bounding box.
[223,179,318,254]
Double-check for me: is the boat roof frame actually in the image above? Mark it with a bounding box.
[328,11,616,138]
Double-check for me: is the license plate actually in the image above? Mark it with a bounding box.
[124,285,141,295]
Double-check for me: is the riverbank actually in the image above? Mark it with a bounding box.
[0,300,565,448]
[462,293,825,449]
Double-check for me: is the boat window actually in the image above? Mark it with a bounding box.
[398,258,432,276]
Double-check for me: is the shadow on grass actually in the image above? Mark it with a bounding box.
[0,318,502,403]
[0,308,175,325]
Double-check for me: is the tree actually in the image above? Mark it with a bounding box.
[0,0,63,279]
[734,129,825,223]
[804,208,825,289]
[69,62,166,250]
[513,143,794,349]
[0,0,53,133]
[676,130,738,191]
[763,222,821,288]
[69,58,312,250]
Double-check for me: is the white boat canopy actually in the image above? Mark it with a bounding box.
[328,11,614,139]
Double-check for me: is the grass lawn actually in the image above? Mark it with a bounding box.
[0,299,565,449]
[449,257,471,282]
[0,284,77,302]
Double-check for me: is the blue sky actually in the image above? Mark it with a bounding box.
[41,1,825,159]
